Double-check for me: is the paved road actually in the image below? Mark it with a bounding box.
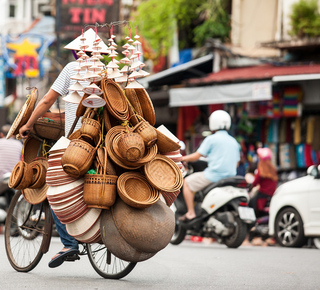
[0,234,319,290]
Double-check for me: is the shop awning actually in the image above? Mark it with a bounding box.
[272,73,320,82]
[139,54,214,88]
[169,81,272,107]
[187,64,320,85]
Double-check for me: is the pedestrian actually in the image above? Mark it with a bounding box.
[248,147,278,217]
[178,110,240,222]
[0,124,23,179]
[19,29,108,268]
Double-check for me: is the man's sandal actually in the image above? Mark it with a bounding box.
[48,249,80,268]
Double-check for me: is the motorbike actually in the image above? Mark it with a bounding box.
[0,172,15,224]
[171,160,256,248]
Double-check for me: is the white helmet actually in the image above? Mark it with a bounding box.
[209,110,231,131]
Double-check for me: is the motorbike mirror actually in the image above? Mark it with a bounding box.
[307,165,318,177]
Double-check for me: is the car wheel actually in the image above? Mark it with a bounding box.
[275,207,306,248]
[313,238,320,249]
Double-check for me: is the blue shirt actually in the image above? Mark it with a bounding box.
[197,130,240,182]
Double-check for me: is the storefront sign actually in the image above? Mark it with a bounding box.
[1,34,54,78]
[56,0,120,33]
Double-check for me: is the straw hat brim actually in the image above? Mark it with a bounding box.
[66,208,102,237]
[100,206,156,262]
[22,183,49,205]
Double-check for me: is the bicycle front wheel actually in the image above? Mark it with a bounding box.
[87,243,137,279]
[4,191,52,272]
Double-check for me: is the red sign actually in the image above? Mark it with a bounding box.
[56,0,120,33]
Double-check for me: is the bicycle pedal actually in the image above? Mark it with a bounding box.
[64,254,80,262]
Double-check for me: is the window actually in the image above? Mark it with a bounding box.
[9,3,16,17]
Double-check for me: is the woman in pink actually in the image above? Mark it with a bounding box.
[249,147,278,217]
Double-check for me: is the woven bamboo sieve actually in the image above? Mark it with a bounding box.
[131,115,157,148]
[83,147,117,209]
[144,154,183,193]
[61,134,101,178]
[117,172,160,209]
[124,88,144,126]
[101,79,129,121]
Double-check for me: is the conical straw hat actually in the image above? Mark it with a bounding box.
[64,28,110,53]
[63,91,82,104]
[82,94,106,108]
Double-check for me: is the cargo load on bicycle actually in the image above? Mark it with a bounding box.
[4,22,184,279]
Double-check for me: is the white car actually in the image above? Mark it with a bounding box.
[268,165,320,248]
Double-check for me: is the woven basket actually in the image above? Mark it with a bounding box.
[10,162,33,190]
[29,159,47,189]
[155,128,181,153]
[132,115,157,148]
[33,117,65,141]
[9,161,26,189]
[68,129,81,140]
[76,93,90,117]
[124,88,144,126]
[83,147,117,209]
[117,131,145,162]
[61,134,101,178]
[80,110,101,141]
[117,172,160,209]
[23,136,45,163]
[144,154,183,193]
[7,88,38,139]
[134,88,156,126]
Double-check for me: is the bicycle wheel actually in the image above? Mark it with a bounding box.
[87,243,137,279]
[4,191,53,272]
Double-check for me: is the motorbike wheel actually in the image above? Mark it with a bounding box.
[274,207,306,248]
[170,222,187,245]
[224,215,248,248]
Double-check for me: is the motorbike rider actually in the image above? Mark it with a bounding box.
[248,147,278,218]
[178,110,240,223]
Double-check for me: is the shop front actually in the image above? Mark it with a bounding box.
[167,64,320,183]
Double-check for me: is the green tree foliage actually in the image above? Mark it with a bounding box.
[194,0,230,45]
[289,0,320,37]
[134,0,230,57]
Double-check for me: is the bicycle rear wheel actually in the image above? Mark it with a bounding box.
[87,243,136,279]
[4,191,53,272]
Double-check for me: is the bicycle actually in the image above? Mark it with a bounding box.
[4,190,136,279]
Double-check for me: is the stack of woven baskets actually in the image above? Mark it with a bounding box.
[7,79,184,262]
